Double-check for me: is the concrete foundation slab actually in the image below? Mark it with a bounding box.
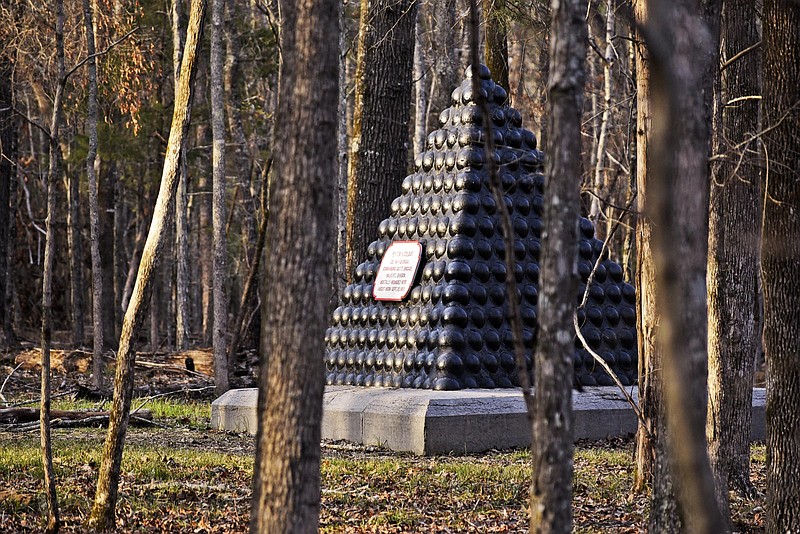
[211,386,766,455]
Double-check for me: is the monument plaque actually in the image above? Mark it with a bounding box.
[372,241,422,301]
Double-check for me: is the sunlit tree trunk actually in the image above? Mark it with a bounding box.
[529,0,585,530]
[249,0,338,530]
[762,1,800,531]
[88,1,206,527]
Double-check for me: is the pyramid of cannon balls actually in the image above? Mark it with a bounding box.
[325,65,638,390]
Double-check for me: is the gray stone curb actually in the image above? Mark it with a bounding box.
[211,386,766,455]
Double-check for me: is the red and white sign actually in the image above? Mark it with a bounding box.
[373,241,423,301]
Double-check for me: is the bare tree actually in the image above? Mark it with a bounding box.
[249,0,338,530]
[211,0,230,394]
[529,0,586,530]
[0,52,14,347]
[84,0,104,389]
[761,1,800,531]
[40,0,67,530]
[88,0,207,527]
[173,0,191,351]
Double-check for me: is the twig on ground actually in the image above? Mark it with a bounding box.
[0,362,24,406]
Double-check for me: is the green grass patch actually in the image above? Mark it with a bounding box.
[0,406,768,533]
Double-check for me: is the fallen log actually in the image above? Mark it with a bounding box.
[0,407,153,425]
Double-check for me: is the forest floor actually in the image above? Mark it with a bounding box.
[0,341,767,533]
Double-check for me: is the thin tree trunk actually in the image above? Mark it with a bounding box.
[0,56,14,347]
[762,1,800,531]
[425,0,457,134]
[483,0,509,94]
[173,0,191,351]
[211,0,230,395]
[335,3,349,301]
[345,0,418,283]
[632,0,662,497]
[413,16,429,158]
[249,0,338,529]
[229,161,270,367]
[84,0,104,390]
[647,0,724,531]
[66,165,85,347]
[529,0,586,530]
[100,159,117,348]
[706,0,761,519]
[88,1,206,527]
[41,0,66,530]
[590,0,615,231]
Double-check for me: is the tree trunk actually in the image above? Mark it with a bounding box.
[762,1,800,531]
[173,0,191,351]
[88,1,206,527]
[646,0,724,531]
[66,165,85,348]
[41,1,66,530]
[413,16,429,158]
[482,0,509,95]
[211,0,230,395]
[0,56,13,347]
[335,3,349,301]
[100,159,117,349]
[199,152,213,345]
[706,0,761,518]
[249,0,338,530]
[345,0,418,283]
[529,0,585,531]
[84,0,104,390]
[589,0,615,231]
[425,0,457,134]
[632,0,660,495]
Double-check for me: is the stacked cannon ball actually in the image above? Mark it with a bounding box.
[325,65,637,390]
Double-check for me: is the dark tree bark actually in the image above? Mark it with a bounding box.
[66,165,85,347]
[249,0,338,530]
[100,160,117,349]
[173,0,191,351]
[761,1,800,532]
[0,56,13,347]
[646,0,724,531]
[528,0,585,531]
[84,0,104,389]
[41,1,66,530]
[345,0,418,282]
[425,0,458,134]
[706,0,761,517]
[482,0,509,95]
[88,0,206,527]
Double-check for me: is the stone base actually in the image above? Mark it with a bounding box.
[211,386,766,455]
